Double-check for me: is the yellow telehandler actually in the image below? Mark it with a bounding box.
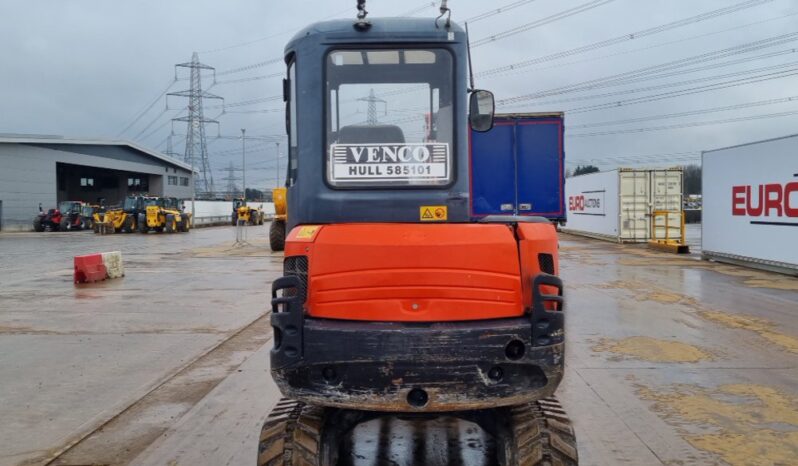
[232,198,265,226]
[93,196,145,234]
[138,197,191,233]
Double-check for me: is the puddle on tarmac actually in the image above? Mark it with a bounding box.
[594,280,798,354]
[559,244,608,264]
[711,265,798,291]
[643,291,684,304]
[592,336,714,363]
[613,249,798,291]
[698,310,798,354]
[189,241,273,258]
[596,280,697,305]
[637,382,798,466]
[617,257,701,268]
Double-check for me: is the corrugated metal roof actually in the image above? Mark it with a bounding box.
[0,134,194,172]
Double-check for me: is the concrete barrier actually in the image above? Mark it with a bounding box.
[74,251,124,284]
[102,251,125,279]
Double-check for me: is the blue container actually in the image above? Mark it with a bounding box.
[470,113,565,223]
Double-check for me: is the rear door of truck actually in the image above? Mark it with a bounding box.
[470,113,565,222]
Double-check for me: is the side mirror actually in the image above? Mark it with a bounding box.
[469,90,495,132]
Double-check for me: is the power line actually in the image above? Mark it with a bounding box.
[212,72,284,86]
[208,141,273,157]
[568,150,700,161]
[151,0,607,115]
[465,0,541,24]
[216,57,284,77]
[568,95,798,129]
[201,0,555,91]
[132,107,172,141]
[566,151,702,167]
[472,0,616,48]
[499,61,798,112]
[207,2,437,74]
[400,2,437,17]
[568,108,798,138]
[171,131,281,142]
[483,11,798,81]
[475,0,776,78]
[198,5,356,54]
[497,32,798,105]
[245,154,289,169]
[206,95,281,109]
[213,134,284,141]
[564,65,798,114]
[366,1,789,104]
[221,108,283,114]
[154,134,171,150]
[116,78,176,137]
[500,51,798,107]
[138,109,186,143]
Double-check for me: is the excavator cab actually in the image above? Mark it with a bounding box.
[260,6,575,466]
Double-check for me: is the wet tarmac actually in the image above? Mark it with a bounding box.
[0,225,795,465]
[557,233,798,466]
[0,227,281,466]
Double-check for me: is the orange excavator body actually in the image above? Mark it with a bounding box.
[284,222,559,322]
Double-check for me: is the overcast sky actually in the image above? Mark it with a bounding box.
[1,0,797,189]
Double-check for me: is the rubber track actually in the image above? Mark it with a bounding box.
[258,399,325,466]
[259,397,577,466]
[509,397,578,466]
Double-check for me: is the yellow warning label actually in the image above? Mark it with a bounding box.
[296,225,320,239]
[420,205,447,221]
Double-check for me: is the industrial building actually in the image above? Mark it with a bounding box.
[0,135,194,231]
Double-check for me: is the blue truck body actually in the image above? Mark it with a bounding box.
[470,113,566,223]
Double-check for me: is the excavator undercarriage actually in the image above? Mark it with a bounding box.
[258,398,577,466]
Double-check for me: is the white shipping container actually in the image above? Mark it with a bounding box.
[564,168,683,243]
[184,200,276,221]
[702,135,798,275]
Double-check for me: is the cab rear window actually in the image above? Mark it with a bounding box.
[326,48,454,188]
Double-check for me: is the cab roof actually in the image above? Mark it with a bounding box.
[285,17,466,56]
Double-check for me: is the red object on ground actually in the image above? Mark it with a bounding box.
[74,254,107,284]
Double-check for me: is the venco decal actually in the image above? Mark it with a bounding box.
[329,143,450,184]
[568,190,605,216]
[732,176,798,226]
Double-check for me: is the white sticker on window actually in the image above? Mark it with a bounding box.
[329,143,450,185]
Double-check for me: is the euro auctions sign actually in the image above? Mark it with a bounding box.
[703,135,798,270]
[329,143,450,186]
[731,182,798,225]
[568,191,605,216]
